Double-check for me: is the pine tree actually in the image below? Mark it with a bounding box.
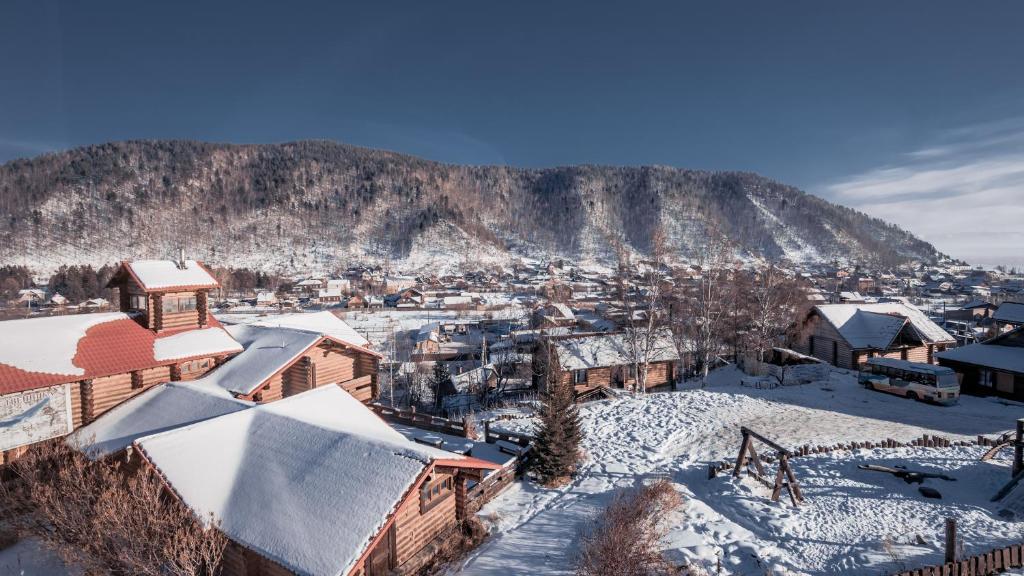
[530,369,583,487]
[431,361,453,412]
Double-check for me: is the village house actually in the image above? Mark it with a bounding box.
[532,303,576,329]
[133,386,501,576]
[317,288,346,305]
[994,301,1024,330]
[539,329,680,395]
[792,302,955,370]
[214,311,382,403]
[937,326,1024,400]
[0,259,244,462]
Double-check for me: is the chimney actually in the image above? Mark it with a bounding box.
[177,248,186,270]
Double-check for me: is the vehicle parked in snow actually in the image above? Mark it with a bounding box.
[858,357,960,405]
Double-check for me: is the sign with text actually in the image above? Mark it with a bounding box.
[0,384,74,452]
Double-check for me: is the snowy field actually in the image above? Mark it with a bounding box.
[456,368,1024,575]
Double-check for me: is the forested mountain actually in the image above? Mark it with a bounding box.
[0,140,940,273]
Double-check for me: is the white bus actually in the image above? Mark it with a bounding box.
[858,357,960,406]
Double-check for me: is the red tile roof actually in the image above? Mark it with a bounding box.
[0,316,238,396]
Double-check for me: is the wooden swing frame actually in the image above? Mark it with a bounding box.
[732,426,804,506]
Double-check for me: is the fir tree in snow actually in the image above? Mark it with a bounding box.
[431,361,454,412]
[530,370,583,486]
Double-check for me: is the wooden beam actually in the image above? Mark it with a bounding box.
[740,426,793,456]
[733,431,752,477]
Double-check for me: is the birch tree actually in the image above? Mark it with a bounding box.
[615,229,674,393]
[674,233,734,383]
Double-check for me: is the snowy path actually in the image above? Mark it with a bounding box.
[455,368,1024,575]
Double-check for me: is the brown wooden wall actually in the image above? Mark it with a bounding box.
[140,365,172,388]
[282,358,312,397]
[310,344,357,386]
[393,468,457,569]
[257,373,285,403]
[177,356,218,381]
[70,381,83,428]
[793,315,856,369]
[220,541,295,576]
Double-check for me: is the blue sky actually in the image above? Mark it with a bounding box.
[2,1,1022,265]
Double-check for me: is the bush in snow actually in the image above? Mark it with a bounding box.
[575,480,683,576]
[529,371,583,486]
[0,440,226,576]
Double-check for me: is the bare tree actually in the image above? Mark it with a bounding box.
[575,480,682,576]
[615,229,675,393]
[746,263,809,363]
[0,440,226,576]
[673,232,734,383]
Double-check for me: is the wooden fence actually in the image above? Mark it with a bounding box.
[710,433,991,477]
[370,405,470,438]
[894,542,1024,576]
[483,420,533,448]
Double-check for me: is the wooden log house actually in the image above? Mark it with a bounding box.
[792,302,955,370]
[0,259,243,463]
[537,329,680,396]
[134,386,501,576]
[937,326,1024,400]
[208,312,382,404]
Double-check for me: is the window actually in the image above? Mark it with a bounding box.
[162,294,197,314]
[979,370,993,388]
[181,358,212,374]
[420,475,454,513]
[573,369,588,384]
[129,294,148,310]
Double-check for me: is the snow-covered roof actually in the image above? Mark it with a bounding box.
[814,303,954,349]
[207,325,323,395]
[153,327,242,362]
[0,313,244,396]
[549,303,575,320]
[937,342,1024,374]
[552,330,680,371]
[249,311,370,348]
[994,302,1024,325]
[416,322,440,343]
[135,386,482,576]
[0,312,127,377]
[124,260,218,291]
[71,381,251,457]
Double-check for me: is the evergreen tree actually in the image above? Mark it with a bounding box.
[530,369,583,486]
[431,361,453,412]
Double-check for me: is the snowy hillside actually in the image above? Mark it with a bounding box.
[0,141,942,274]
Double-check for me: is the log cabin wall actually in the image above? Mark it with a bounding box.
[646,361,673,389]
[792,314,855,369]
[282,357,313,397]
[156,291,202,332]
[310,344,357,387]
[219,541,295,576]
[88,373,135,421]
[309,343,380,402]
[254,373,285,403]
[70,381,84,428]
[393,468,458,571]
[176,356,218,381]
[140,365,172,388]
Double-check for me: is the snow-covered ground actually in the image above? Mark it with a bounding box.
[0,539,79,576]
[456,367,1024,575]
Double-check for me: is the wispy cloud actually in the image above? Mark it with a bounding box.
[823,117,1024,267]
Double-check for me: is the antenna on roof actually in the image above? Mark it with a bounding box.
[176,247,186,270]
